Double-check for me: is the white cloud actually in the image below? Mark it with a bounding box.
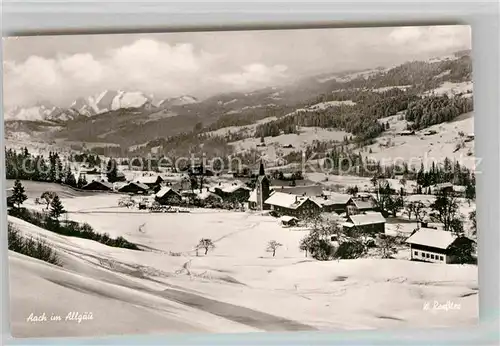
[218,63,288,88]
[59,53,103,84]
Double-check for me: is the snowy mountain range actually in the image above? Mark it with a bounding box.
[4,102,82,123]
[4,91,199,123]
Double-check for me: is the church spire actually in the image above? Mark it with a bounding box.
[259,159,265,176]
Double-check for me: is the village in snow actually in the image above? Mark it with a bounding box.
[3,26,478,338]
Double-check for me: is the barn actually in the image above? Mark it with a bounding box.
[432,182,453,194]
[195,189,223,207]
[155,187,182,206]
[405,228,475,264]
[118,181,150,194]
[317,193,352,213]
[264,192,322,218]
[82,180,113,191]
[214,183,251,203]
[135,174,164,189]
[343,212,386,235]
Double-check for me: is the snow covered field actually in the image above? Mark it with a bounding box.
[423,81,473,97]
[7,182,478,337]
[231,127,351,153]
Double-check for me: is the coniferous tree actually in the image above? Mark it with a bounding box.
[11,179,27,209]
[465,183,476,206]
[49,195,65,220]
[63,165,77,187]
[77,175,88,189]
[106,159,118,183]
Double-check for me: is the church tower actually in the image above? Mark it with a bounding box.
[255,160,271,210]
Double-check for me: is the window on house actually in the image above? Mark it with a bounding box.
[431,254,435,259]
[426,253,430,258]
[414,251,418,256]
[440,256,444,261]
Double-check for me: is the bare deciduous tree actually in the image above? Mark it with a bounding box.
[266,240,283,257]
[376,234,398,258]
[41,191,57,210]
[197,238,215,255]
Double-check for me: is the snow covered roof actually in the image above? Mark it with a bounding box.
[348,212,386,226]
[155,187,180,198]
[83,180,113,190]
[453,185,467,193]
[134,175,162,184]
[264,192,322,210]
[277,185,324,197]
[216,183,251,193]
[405,228,459,249]
[352,196,376,210]
[196,190,222,201]
[434,182,453,190]
[120,181,150,190]
[248,189,257,203]
[280,216,298,222]
[320,193,352,205]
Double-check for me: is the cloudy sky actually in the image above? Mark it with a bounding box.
[3,25,471,108]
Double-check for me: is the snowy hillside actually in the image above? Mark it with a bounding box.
[7,187,478,337]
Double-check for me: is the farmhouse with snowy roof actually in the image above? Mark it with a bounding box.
[346,195,378,215]
[343,212,386,234]
[134,173,164,189]
[155,187,182,206]
[264,191,322,218]
[405,228,475,264]
[214,182,251,203]
[118,181,150,194]
[195,189,223,206]
[82,180,113,191]
[316,193,352,214]
[432,182,454,194]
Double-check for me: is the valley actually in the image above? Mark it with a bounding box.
[4,44,478,339]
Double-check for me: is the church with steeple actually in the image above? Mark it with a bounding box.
[247,160,271,210]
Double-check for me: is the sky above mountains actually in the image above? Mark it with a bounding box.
[3,25,471,108]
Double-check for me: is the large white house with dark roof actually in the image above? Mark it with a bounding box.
[405,228,475,264]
